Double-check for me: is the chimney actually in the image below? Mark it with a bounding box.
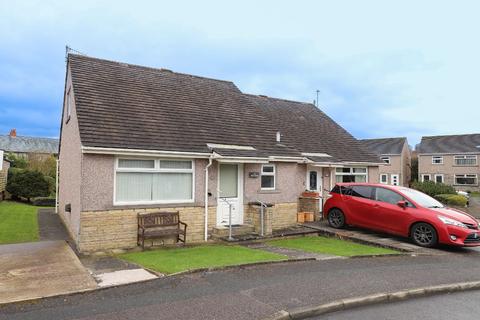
[9,129,16,137]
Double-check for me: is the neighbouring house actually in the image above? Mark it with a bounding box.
[0,150,10,201]
[0,129,59,160]
[360,137,411,187]
[418,133,480,191]
[58,54,382,252]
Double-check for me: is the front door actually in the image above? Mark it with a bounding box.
[307,167,323,212]
[217,163,243,226]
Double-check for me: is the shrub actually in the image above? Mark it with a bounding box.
[28,154,57,178]
[6,153,28,169]
[410,180,456,197]
[434,194,468,207]
[44,175,56,196]
[32,197,56,207]
[6,169,50,201]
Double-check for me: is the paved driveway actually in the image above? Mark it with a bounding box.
[0,240,97,304]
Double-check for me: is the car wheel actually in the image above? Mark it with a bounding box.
[411,223,438,248]
[328,208,345,229]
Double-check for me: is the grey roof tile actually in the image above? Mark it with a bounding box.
[0,135,59,154]
[68,54,380,164]
[360,137,407,155]
[418,134,480,154]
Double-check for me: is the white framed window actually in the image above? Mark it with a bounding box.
[114,158,194,205]
[261,164,275,190]
[335,167,367,183]
[380,174,388,184]
[454,155,477,166]
[381,157,390,164]
[421,174,431,182]
[454,174,478,186]
[434,174,444,184]
[432,156,443,165]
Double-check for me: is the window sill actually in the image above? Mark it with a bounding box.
[453,165,478,167]
[258,189,281,194]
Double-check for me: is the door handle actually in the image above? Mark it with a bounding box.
[372,204,380,208]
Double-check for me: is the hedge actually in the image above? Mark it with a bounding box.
[410,180,456,197]
[6,169,50,201]
[434,194,468,207]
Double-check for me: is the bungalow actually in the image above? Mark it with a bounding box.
[360,137,411,186]
[58,54,381,252]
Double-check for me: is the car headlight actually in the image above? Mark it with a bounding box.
[438,216,468,228]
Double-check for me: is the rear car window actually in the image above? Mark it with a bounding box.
[350,186,373,199]
[331,185,352,195]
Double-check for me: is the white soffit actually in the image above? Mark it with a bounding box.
[206,143,256,150]
[301,152,332,157]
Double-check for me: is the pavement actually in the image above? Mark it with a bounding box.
[315,289,480,320]
[2,251,480,320]
[0,240,97,304]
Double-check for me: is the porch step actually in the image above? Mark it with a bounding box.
[211,224,256,238]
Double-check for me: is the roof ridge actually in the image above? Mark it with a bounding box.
[244,93,313,106]
[422,133,480,139]
[361,137,406,141]
[0,134,59,141]
[68,53,236,85]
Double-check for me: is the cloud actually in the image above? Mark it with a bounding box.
[0,0,479,145]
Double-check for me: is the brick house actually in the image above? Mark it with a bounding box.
[418,134,480,191]
[360,137,411,187]
[58,54,382,252]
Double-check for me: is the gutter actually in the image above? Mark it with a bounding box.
[204,154,214,241]
[81,146,212,158]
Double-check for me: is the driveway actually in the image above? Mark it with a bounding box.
[0,240,97,304]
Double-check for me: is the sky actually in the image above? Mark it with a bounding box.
[0,1,479,147]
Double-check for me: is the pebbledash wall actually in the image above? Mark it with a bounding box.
[77,157,305,252]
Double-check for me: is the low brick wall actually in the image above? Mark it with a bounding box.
[271,202,298,230]
[78,206,216,252]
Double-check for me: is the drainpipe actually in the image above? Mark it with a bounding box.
[204,155,213,241]
[55,159,59,214]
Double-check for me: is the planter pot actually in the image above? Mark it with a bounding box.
[302,191,320,198]
[297,212,306,223]
[304,212,315,222]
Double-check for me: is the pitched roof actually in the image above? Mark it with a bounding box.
[418,134,480,154]
[0,135,59,154]
[360,137,407,155]
[246,95,379,163]
[67,54,379,163]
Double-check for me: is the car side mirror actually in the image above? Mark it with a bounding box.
[397,200,407,208]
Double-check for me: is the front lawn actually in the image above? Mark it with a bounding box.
[0,201,39,244]
[120,245,287,274]
[267,236,398,257]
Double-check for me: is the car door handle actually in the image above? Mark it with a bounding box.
[372,204,380,208]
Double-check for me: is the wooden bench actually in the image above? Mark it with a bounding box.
[137,211,187,249]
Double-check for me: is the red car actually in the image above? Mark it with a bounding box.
[323,183,480,247]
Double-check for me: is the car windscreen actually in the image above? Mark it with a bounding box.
[399,188,444,208]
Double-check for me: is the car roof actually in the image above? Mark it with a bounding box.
[335,182,407,191]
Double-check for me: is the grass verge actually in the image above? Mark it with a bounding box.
[119,245,287,274]
[0,201,39,244]
[267,236,398,256]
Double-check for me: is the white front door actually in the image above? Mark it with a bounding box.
[217,163,244,226]
[307,167,323,212]
[391,174,400,186]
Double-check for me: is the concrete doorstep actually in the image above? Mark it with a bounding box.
[263,280,480,320]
